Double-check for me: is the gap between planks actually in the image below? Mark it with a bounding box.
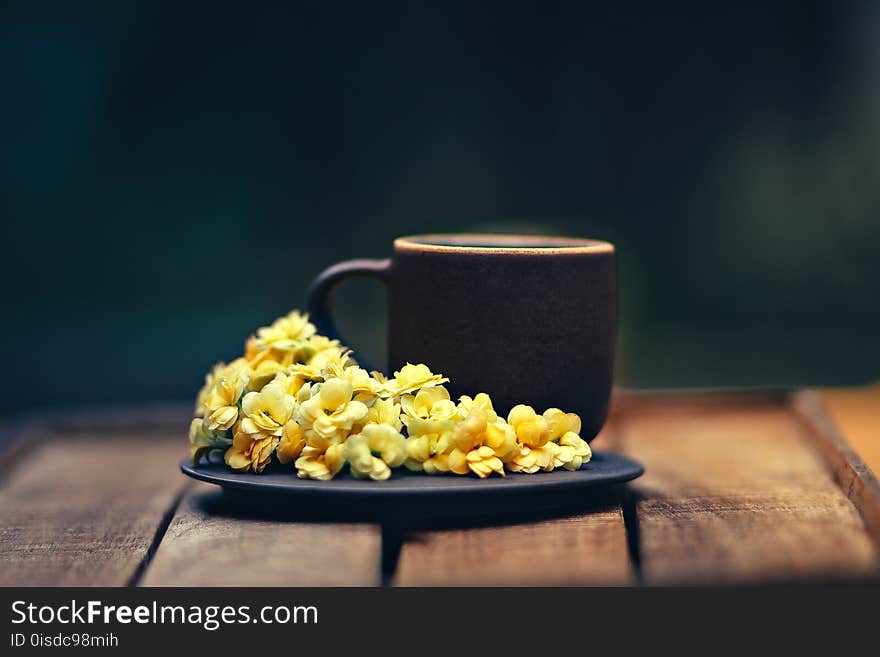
[6,394,876,587]
[1,407,635,587]
[606,392,880,585]
[392,425,637,587]
[0,425,191,586]
[141,482,382,586]
[0,416,384,587]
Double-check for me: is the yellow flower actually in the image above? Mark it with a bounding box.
[421,452,452,475]
[539,408,590,470]
[457,394,517,463]
[270,371,312,398]
[255,310,316,351]
[447,407,513,477]
[403,399,511,478]
[400,387,458,468]
[224,424,279,473]
[484,419,519,463]
[248,359,287,392]
[295,378,368,444]
[403,433,455,474]
[451,407,488,452]
[192,306,598,483]
[244,335,262,361]
[189,418,211,459]
[507,404,552,447]
[239,380,296,440]
[363,397,403,431]
[287,362,329,386]
[189,418,232,463]
[505,405,559,473]
[543,408,582,441]
[401,416,455,462]
[322,360,383,403]
[448,445,505,478]
[276,420,306,464]
[194,362,224,416]
[346,424,407,480]
[506,442,560,474]
[245,314,335,371]
[404,434,431,470]
[302,335,346,369]
[554,432,592,471]
[383,363,449,397]
[457,393,499,422]
[285,335,346,368]
[203,363,249,431]
[295,444,345,480]
[401,386,458,422]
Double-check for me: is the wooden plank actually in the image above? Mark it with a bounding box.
[794,390,880,550]
[394,425,633,586]
[394,506,632,586]
[142,482,382,586]
[818,385,880,476]
[608,393,880,584]
[0,428,188,586]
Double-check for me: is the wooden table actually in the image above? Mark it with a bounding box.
[2,390,878,586]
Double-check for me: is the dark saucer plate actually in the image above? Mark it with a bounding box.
[180,451,643,507]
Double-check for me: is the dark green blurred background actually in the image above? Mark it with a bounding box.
[2,1,878,413]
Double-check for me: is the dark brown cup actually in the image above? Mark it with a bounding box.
[307,234,616,442]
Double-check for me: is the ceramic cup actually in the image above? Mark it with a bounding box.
[306,233,616,441]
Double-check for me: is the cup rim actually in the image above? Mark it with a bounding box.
[394,233,614,255]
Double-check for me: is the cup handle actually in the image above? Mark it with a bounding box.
[306,258,391,368]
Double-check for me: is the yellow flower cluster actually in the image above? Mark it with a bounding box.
[191,310,591,480]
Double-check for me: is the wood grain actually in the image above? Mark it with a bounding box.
[819,385,880,476]
[607,394,880,584]
[142,482,382,586]
[795,391,880,550]
[394,426,633,586]
[394,505,632,586]
[0,428,188,586]
[3,394,878,586]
